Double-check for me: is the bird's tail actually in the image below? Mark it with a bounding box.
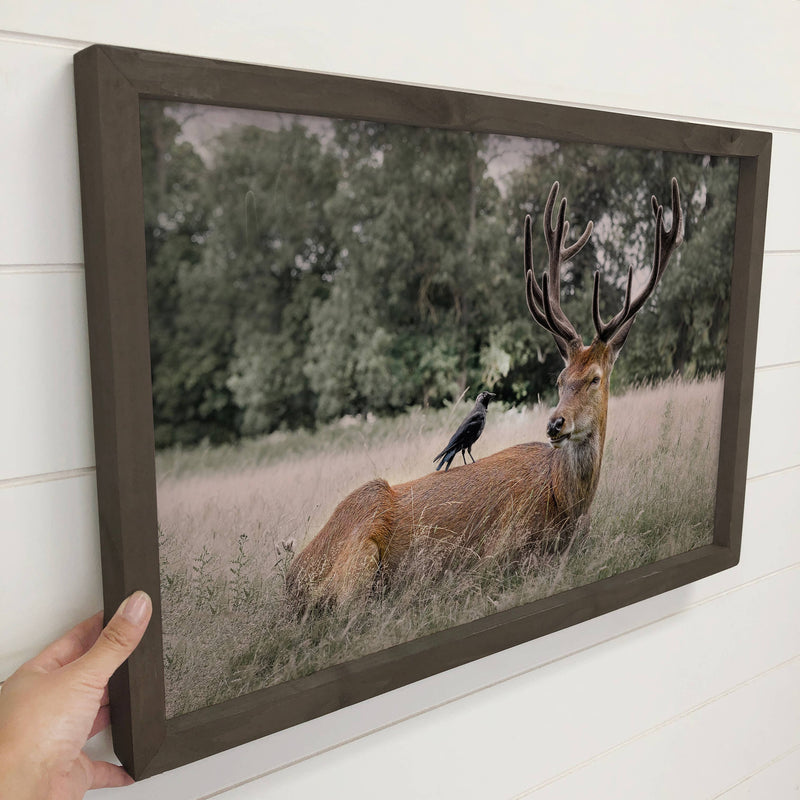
[433,446,449,464]
[435,449,455,471]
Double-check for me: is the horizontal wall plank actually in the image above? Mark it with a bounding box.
[0,270,95,480]
[3,1,800,132]
[0,39,84,265]
[737,467,800,579]
[193,566,800,800]
[719,744,800,798]
[0,474,102,680]
[755,253,800,368]
[764,133,800,253]
[521,656,800,799]
[85,468,800,800]
[747,364,800,478]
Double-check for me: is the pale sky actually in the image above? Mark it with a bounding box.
[165,101,553,196]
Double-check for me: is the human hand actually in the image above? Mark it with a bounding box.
[0,591,152,799]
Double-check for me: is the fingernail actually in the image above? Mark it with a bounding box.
[121,591,150,625]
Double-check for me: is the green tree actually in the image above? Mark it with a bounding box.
[142,106,738,446]
[209,122,341,434]
[613,155,738,383]
[140,102,225,447]
[305,121,507,420]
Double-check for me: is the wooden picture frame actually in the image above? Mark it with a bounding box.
[73,43,770,780]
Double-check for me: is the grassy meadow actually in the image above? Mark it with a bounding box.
[157,376,723,717]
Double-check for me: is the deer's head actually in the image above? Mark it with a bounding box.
[524,179,684,449]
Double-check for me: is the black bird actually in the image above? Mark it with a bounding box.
[433,391,496,472]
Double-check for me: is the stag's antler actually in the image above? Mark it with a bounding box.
[524,181,594,359]
[592,177,683,353]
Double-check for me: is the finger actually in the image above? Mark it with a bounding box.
[88,759,135,789]
[26,612,104,673]
[88,703,111,739]
[72,591,152,685]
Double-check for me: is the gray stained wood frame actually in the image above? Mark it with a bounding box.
[73,44,771,780]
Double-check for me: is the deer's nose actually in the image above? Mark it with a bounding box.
[547,416,565,439]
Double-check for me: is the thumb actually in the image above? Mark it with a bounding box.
[75,591,152,684]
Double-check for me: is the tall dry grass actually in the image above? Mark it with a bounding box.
[157,376,723,717]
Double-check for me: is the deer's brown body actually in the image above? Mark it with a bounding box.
[287,180,683,607]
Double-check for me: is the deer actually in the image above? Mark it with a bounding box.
[286,178,684,608]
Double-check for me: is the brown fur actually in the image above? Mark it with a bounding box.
[286,478,394,607]
[286,342,617,608]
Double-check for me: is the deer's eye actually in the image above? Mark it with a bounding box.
[590,376,601,385]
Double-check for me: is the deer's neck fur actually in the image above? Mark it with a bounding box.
[550,399,608,520]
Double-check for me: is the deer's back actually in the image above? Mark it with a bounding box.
[378,442,563,569]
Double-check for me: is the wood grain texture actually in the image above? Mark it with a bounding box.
[73,45,166,776]
[73,43,769,779]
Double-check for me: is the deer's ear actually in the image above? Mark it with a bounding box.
[608,317,636,361]
[552,333,571,363]
[561,337,585,365]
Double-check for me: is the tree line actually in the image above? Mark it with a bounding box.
[141,102,738,448]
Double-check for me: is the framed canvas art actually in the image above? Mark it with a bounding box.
[73,44,770,778]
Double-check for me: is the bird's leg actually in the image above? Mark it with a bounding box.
[461,450,468,465]
[468,447,475,464]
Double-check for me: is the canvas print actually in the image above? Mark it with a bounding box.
[141,101,738,717]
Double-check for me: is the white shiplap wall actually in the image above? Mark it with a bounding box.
[1,2,799,798]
